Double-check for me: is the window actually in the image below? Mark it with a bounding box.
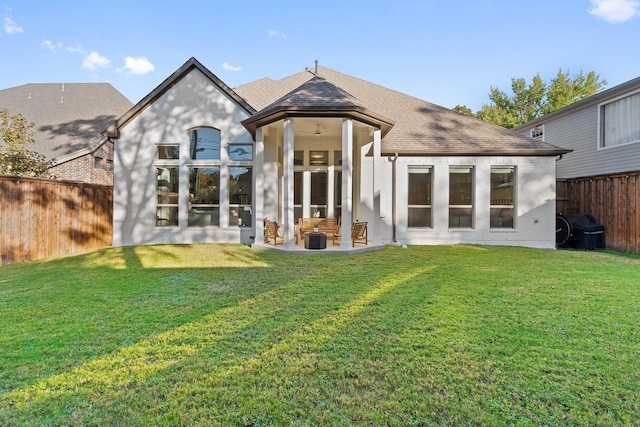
[310,171,328,217]
[294,172,303,222]
[408,167,432,227]
[334,150,342,166]
[189,127,220,160]
[228,144,253,161]
[600,91,640,148]
[531,125,544,140]
[229,167,252,227]
[157,144,179,159]
[105,159,113,172]
[188,167,220,226]
[156,167,179,226]
[491,167,515,229]
[294,150,304,166]
[449,167,473,228]
[94,157,103,170]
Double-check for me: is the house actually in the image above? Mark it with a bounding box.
[514,76,640,253]
[0,83,133,184]
[105,57,570,250]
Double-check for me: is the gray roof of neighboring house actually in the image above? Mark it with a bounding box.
[0,83,133,163]
[236,65,570,156]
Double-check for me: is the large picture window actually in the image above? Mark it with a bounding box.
[408,167,432,228]
[449,167,473,228]
[600,91,640,148]
[490,167,515,229]
[188,167,220,226]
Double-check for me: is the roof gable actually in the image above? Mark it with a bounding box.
[105,57,256,138]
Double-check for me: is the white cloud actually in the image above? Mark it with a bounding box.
[42,40,62,52]
[122,56,155,75]
[82,51,111,70]
[66,44,86,54]
[4,17,23,34]
[222,61,242,71]
[268,29,287,39]
[588,0,640,23]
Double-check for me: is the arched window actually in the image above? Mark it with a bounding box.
[189,127,220,160]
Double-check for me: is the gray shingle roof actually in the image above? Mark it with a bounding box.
[0,83,132,163]
[236,65,570,156]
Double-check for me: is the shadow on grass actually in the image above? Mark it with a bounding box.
[1,249,436,424]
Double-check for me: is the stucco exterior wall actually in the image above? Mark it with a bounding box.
[359,154,558,249]
[113,69,254,246]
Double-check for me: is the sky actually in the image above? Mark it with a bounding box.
[1,0,639,112]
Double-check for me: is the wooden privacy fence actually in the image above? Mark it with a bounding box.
[557,171,640,254]
[0,175,113,265]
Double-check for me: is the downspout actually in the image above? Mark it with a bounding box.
[391,153,398,243]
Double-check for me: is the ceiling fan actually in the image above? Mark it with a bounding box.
[300,123,332,137]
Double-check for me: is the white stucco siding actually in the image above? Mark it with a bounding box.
[360,155,558,249]
[113,69,254,246]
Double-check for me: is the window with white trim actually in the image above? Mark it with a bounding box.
[449,167,474,228]
[600,91,640,148]
[407,167,432,227]
[490,167,515,229]
[155,143,180,226]
[188,127,221,227]
[530,125,544,140]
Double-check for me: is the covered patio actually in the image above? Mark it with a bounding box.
[242,76,395,252]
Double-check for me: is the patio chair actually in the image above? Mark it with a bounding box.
[265,221,284,245]
[351,221,368,247]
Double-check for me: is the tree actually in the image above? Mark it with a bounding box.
[0,108,53,177]
[457,69,607,128]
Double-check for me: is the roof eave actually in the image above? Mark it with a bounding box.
[381,148,573,157]
[241,105,396,139]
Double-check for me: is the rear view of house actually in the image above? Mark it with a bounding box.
[106,57,569,250]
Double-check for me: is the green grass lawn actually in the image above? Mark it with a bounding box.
[1,244,639,426]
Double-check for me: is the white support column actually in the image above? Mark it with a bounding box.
[253,127,265,244]
[283,118,295,245]
[340,118,353,247]
[372,128,381,244]
[327,165,335,218]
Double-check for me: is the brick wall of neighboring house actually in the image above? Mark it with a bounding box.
[48,140,114,185]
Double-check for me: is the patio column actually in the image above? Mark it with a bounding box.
[340,118,353,247]
[372,128,381,245]
[283,118,295,246]
[253,127,264,244]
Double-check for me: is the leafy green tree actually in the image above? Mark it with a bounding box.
[452,104,475,117]
[456,69,607,128]
[0,108,53,177]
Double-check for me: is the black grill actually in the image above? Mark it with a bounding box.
[556,214,605,249]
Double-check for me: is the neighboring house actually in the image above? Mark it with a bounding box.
[0,83,133,184]
[514,75,640,180]
[514,75,640,253]
[105,57,569,250]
